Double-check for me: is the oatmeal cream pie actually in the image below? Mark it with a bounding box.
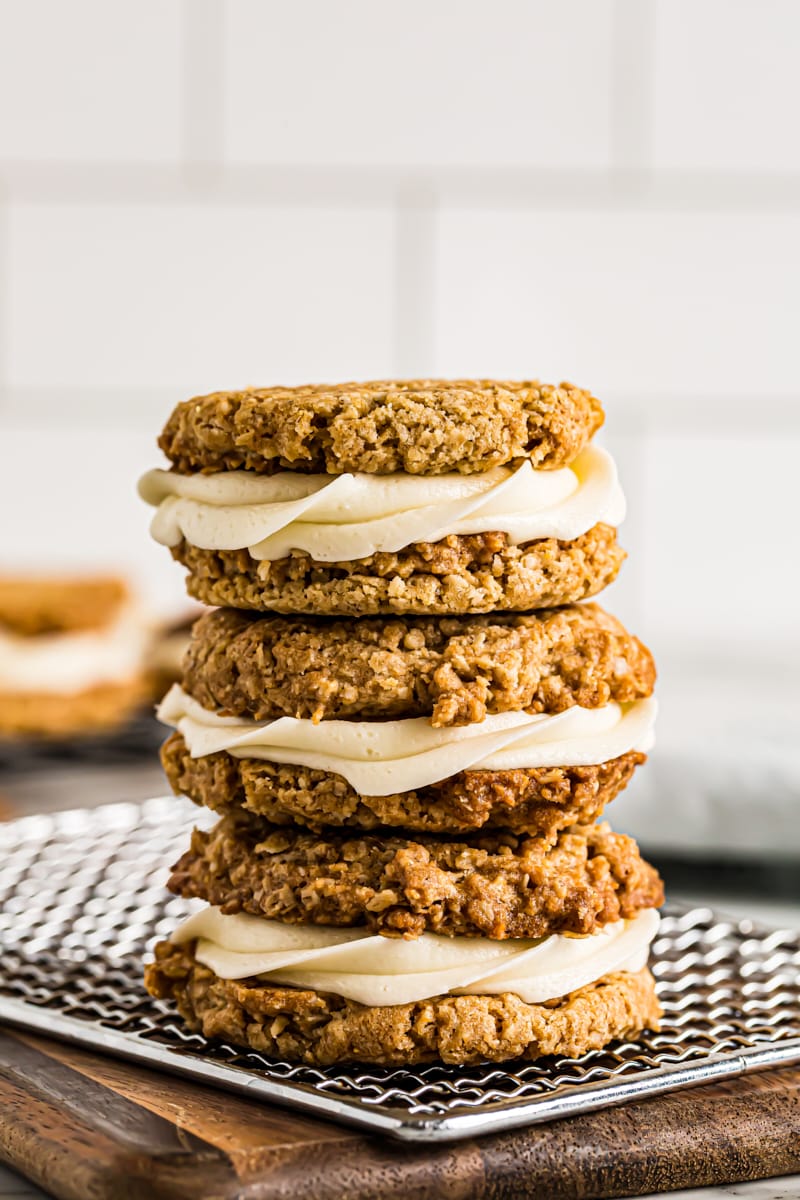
[145,906,662,1066]
[139,379,626,615]
[157,602,656,836]
[0,574,151,738]
[149,815,663,1066]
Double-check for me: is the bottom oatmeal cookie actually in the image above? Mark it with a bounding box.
[145,941,661,1067]
[0,677,149,738]
[172,523,624,617]
[162,732,645,837]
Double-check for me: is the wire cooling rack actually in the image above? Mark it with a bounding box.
[1,797,799,1143]
[0,712,163,770]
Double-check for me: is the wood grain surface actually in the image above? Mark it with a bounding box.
[0,1027,798,1199]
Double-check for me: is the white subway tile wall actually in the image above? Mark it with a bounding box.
[433,209,800,398]
[0,430,186,614]
[0,0,798,682]
[224,0,617,167]
[652,0,800,172]
[6,202,395,391]
[0,0,183,162]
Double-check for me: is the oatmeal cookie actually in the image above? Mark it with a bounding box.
[0,677,148,738]
[162,732,645,837]
[159,379,603,477]
[0,575,129,637]
[180,602,655,726]
[168,813,664,939]
[172,523,624,617]
[145,942,660,1066]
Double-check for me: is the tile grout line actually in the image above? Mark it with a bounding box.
[610,0,657,172]
[1,164,800,212]
[180,0,225,171]
[634,416,653,645]
[392,185,438,376]
[0,386,181,431]
[617,408,649,638]
[3,386,800,431]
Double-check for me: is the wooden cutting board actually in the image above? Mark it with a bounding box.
[0,1027,798,1199]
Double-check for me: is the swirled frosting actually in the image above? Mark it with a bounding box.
[138,444,624,562]
[172,906,660,1006]
[157,686,656,794]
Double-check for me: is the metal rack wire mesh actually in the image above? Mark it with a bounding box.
[1,796,799,1142]
[0,712,163,771]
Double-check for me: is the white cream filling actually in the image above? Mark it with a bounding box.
[138,444,625,563]
[0,607,150,693]
[172,906,660,1007]
[157,686,656,795]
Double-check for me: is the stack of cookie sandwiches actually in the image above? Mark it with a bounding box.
[0,574,151,739]
[141,380,663,1067]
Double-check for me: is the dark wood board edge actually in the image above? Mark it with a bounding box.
[0,1028,799,1200]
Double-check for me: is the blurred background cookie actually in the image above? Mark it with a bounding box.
[0,573,151,739]
[144,604,204,701]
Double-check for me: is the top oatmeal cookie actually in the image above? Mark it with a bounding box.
[158,379,604,476]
